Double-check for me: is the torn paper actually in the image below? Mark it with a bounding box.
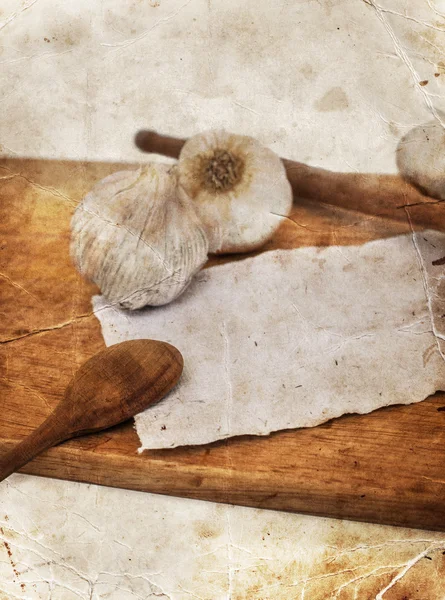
[93,231,445,450]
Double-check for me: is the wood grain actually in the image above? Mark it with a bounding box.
[0,339,183,481]
[1,156,445,531]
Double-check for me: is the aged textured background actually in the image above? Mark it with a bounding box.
[1,0,445,598]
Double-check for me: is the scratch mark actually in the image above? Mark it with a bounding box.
[364,0,445,32]
[332,565,400,599]
[427,0,445,18]
[0,48,75,67]
[0,312,93,344]
[422,475,445,485]
[231,100,261,116]
[405,209,445,363]
[100,0,195,53]
[376,544,442,598]
[0,0,39,33]
[0,376,52,410]
[364,0,445,128]
[0,165,78,206]
[0,272,43,304]
[221,320,233,439]
[0,294,140,345]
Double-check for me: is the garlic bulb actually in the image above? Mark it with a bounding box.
[177,130,293,253]
[71,164,209,309]
[396,120,445,199]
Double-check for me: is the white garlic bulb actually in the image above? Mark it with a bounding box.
[396,120,445,199]
[177,129,293,254]
[71,164,209,309]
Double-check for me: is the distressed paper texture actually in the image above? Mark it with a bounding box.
[413,228,445,351]
[1,0,445,597]
[1,474,445,599]
[94,232,445,449]
[0,0,443,172]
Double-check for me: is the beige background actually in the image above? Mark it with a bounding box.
[1,0,445,598]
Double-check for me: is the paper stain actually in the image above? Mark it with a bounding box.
[186,507,445,599]
[315,87,349,112]
[0,525,25,592]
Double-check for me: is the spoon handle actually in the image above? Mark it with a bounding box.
[0,412,67,482]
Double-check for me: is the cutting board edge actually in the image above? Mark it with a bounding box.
[8,438,445,533]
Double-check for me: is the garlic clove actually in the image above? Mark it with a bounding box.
[71,164,209,309]
[177,129,293,254]
[396,120,445,200]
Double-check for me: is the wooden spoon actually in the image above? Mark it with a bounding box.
[0,339,183,482]
[135,129,445,233]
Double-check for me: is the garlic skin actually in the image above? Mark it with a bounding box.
[396,120,445,200]
[71,164,209,309]
[177,130,293,254]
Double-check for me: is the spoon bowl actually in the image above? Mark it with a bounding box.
[0,339,183,482]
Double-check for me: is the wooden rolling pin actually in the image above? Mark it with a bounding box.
[135,130,445,233]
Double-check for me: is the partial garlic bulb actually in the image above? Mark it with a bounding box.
[396,120,445,199]
[71,164,209,309]
[177,130,293,253]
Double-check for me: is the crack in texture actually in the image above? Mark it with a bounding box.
[0,313,94,345]
[405,210,445,363]
[1,477,445,599]
[364,0,445,32]
[0,0,40,34]
[2,1,445,598]
[0,165,79,206]
[0,294,142,345]
[99,0,195,53]
[364,0,445,128]
[376,544,442,598]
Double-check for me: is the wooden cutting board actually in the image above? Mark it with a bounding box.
[1,156,445,532]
